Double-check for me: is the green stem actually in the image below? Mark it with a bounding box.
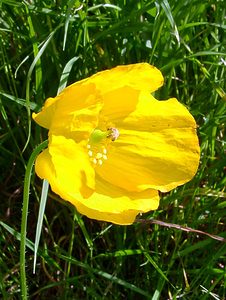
[20,140,48,300]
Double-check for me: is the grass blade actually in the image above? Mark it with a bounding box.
[57,56,80,94]
[33,179,49,274]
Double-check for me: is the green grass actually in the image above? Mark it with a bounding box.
[0,0,225,299]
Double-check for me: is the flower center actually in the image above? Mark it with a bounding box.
[87,127,119,166]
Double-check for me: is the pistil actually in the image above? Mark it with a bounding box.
[87,127,119,165]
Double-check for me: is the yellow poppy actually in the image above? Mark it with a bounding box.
[33,63,200,225]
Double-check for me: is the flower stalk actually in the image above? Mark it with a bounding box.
[20,140,48,300]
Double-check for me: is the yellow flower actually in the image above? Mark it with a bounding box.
[33,63,200,225]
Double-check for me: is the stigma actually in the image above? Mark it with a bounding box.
[107,127,120,141]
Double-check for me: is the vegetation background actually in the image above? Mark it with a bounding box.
[0,0,225,299]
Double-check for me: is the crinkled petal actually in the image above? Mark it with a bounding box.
[98,86,140,125]
[79,63,164,94]
[96,92,200,192]
[32,97,57,129]
[35,135,95,198]
[76,177,159,225]
[50,98,102,143]
[33,83,102,131]
[33,63,163,130]
[35,149,159,224]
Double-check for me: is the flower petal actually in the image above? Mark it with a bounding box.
[35,135,95,198]
[96,92,200,192]
[33,83,102,131]
[75,176,159,225]
[33,63,163,130]
[35,150,159,225]
[32,97,57,129]
[80,63,164,94]
[98,86,140,125]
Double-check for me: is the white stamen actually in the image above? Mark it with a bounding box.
[98,159,103,165]
[88,150,93,157]
[96,152,103,159]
